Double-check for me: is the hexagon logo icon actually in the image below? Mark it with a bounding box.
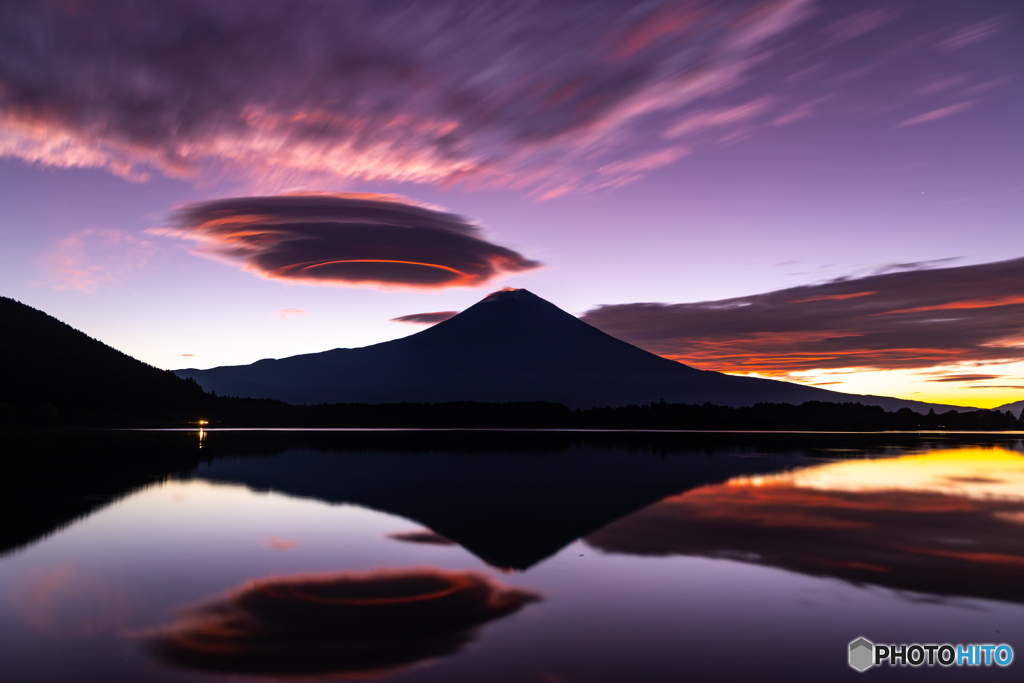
[849,637,874,672]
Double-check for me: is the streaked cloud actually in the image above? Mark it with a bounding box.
[272,308,306,320]
[155,193,540,290]
[580,257,1024,375]
[39,229,156,293]
[897,102,973,127]
[771,95,834,127]
[937,17,1005,50]
[822,8,898,46]
[392,311,459,325]
[664,96,777,139]
[926,374,1001,383]
[0,0,815,195]
[144,568,539,679]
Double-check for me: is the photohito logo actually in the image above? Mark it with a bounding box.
[849,638,1013,671]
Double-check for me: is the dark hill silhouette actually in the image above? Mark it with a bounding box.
[177,288,972,412]
[0,296,205,425]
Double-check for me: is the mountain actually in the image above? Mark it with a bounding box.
[176,288,972,412]
[996,400,1024,416]
[0,296,205,425]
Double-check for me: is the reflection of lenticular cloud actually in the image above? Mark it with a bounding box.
[586,448,1024,603]
[156,193,540,289]
[147,568,540,679]
[388,530,458,546]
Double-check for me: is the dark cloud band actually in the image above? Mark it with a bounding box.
[581,257,1024,373]
[159,193,540,289]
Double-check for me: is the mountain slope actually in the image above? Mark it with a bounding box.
[996,400,1024,416]
[0,296,205,424]
[176,289,972,412]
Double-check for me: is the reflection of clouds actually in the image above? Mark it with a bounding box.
[388,530,457,546]
[16,564,132,637]
[146,568,540,679]
[586,449,1024,603]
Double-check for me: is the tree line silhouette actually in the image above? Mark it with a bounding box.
[3,295,1021,431]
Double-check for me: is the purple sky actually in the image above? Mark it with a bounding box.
[1,0,1021,407]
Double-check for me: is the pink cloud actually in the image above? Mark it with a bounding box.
[821,8,898,46]
[39,229,156,293]
[0,1,814,196]
[665,96,777,139]
[937,17,1004,50]
[897,102,973,127]
[272,308,307,320]
[771,96,834,127]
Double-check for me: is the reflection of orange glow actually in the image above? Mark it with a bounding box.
[904,547,1024,568]
[261,537,297,550]
[587,447,1024,603]
[804,558,892,573]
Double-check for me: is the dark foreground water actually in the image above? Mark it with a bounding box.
[1,430,1022,682]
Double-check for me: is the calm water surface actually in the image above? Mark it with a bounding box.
[1,430,1022,681]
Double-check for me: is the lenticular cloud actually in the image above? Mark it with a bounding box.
[158,193,540,290]
[0,0,813,194]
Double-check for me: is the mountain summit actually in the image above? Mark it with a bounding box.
[176,289,964,412]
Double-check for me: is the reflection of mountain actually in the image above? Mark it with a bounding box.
[190,439,815,569]
[9,430,1021,576]
[0,430,204,557]
[147,568,538,680]
[586,450,1024,604]
[176,289,964,411]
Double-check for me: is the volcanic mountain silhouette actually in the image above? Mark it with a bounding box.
[177,289,965,411]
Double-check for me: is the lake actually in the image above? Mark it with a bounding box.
[1,429,1021,681]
